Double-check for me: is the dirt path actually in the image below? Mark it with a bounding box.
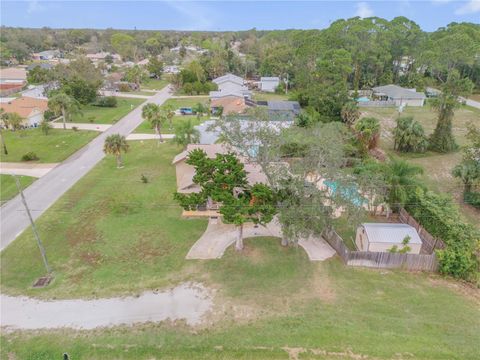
[1,282,212,331]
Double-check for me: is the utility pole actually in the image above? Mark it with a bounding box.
[13,175,51,274]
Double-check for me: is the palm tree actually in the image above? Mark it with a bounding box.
[452,160,480,194]
[192,102,206,121]
[341,101,360,127]
[142,103,165,145]
[0,109,8,155]
[40,120,52,135]
[103,134,129,168]
[163,104,176,129]
[48,93,81,130]
[384,158,423,209]
[2,112,23,131]
[174,119,200,148]
[355,117,380,154]
[393,116,428,153]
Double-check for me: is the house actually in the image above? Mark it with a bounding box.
[86,52,122,64]
[0,67,27,84]
[172,144,268,195]
[259,77,280,93]
[211,96,248,116]
[0,96,49,127]
[266,101,301,121]
[32,50,61,61]
[355,223,422,254]
[372,85,426,107]
[210,73,251,100]
[164,65,181,74]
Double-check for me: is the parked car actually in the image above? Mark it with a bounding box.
[179,107,194,115]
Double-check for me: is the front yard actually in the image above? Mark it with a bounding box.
[0,128,98,163]
[363,103,480,228]
[0,174,35,203]
[71,98,145,124]
[141,77,169,90]
[1,141,479,359]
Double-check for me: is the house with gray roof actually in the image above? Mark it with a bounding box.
[266,100,301,121]
[210,73,251,100]
[373,84,426,107]
[355,223,422,254]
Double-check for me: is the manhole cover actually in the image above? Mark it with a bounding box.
[32,276,53,288]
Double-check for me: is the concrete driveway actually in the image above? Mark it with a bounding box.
[50,123,111,132]
[0,162,58,178]
[186,217,335,261]
[0,85,172,251]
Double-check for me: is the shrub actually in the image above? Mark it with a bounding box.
[118,83,131,92]
[72,126,79,131]
[464,191,480,209]
[43,109,56,121]
[393,116,428,153]
[94,96,118,108]
[21,152,39,161]
[141,174,149,183]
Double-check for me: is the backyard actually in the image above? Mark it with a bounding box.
[0,128,98,163]
[0,174,35,203]
[134,97,210,134]
[253,91,290,102]
[1,141,479,359]
[362,103,480,227]
[70,98,145,124]
[141,77,169,90]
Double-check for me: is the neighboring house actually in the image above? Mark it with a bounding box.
[0,96,49,127]
[355,223,422,254]
[86,52,122,64]
[32,50,61,61]
[210,73,251,100]
[173,144,267,197]
[259,77,280,93]
[372,85,426,107]
[164,65,181,74]
[211,96,248,116]
[265,100,301,121]
[0,67,27,84]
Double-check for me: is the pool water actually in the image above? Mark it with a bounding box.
[356,97,370,102]
[324,180,367,207]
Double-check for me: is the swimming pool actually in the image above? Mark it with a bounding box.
[356,96,370,103]
[324,180,367,207]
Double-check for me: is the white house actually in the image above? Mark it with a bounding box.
[260,77,280,93]
[372,85,426,107]
[355,223,422,254]
[210,73,251,100]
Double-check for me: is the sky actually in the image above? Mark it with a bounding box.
[0,0,479,32]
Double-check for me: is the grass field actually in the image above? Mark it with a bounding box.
[0,174,35,203]
[118,90,155,96]
[362,103,480,227]
[253,91,290,102]
[141,77,169,90]
[1,141,479,359]
[0,128,98,163]
[134,97,210,134]
[71,98,145,124]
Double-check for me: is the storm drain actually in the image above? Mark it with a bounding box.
[32,276,53,288]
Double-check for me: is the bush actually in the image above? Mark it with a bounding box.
[43,109,56,121]
[72,126,79,131]
[21,152,39,161]
[464,191,480,209]
[94,96,118,108]
[393,116,428,153]
[118,83,131,92]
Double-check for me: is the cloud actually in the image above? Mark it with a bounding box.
[455,0,480,14]
[27,0,45,15]
[164,1,214,30]
[355,2,374,18]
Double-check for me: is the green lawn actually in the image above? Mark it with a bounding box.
[253,91,290,102]
[363,104,480,228]
[141,77,169,90]
[1,141,479,359]
[118,90,155,96]
[71,98,145,124]
[0,174,35,203]
[134,97,210,134]
[0,128,98,163]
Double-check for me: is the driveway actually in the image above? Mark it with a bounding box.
[0,85,172,251]
[50,123,111,132]
[0,162,58,178]
[100,90,152,99]
[126,133,175,141]
[1,282,212,331]
[186,217,335,261]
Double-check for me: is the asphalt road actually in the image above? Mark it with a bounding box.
[0,85,172,251]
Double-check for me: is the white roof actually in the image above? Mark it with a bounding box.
[261,77,280,82]
[372,85,426,100]
[362,223,422,245]
[212,73,244,85]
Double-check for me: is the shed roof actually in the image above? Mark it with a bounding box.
[362,223,422,245]
[267,101,301,112]
[372,85,426,100]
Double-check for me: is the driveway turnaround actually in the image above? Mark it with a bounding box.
[186,217,335,261]
[0,162,58,178]
[50,123,111,132]
[1,283,212,331]
[0,86,172,251]
[126,133,175,141]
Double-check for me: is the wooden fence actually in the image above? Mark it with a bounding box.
[398,208,446,254]
[322,228,439,272]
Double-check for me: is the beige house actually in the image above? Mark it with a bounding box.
[172,144,268,216]
[355,223,422,254]
[0,97,49,127]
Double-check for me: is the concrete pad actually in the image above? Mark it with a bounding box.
[126,133,175,140]
[299,236,336,261]
[0,162,59,178]
[50,123,111,132]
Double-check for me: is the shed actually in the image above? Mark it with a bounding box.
[355,223,422,254]
[267,101,301,121]
[372,85,426,107]
[260,77,280,93]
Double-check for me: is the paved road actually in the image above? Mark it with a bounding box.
[0,86,172,251]
[465,98,480,110]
